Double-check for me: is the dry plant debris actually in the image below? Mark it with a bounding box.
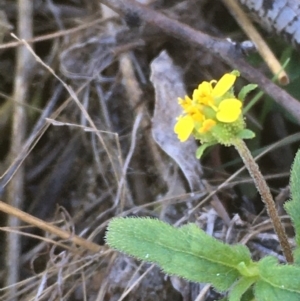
[0,0,299,300]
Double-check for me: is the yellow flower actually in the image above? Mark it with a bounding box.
[175,96,206,142]
[193,73,237,106]
[211,73,236,97]
[192,81,214,106]
[178,96,204,121]
[174,71,245,144]
[216,98,242,123]
[178,95,193,111]
[173,70,256,158]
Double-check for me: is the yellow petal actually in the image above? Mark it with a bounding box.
[184,104,204,121]
[178,96,193,112]
[199,119,216,133]
[216,98,242,123]
[174,115,194,142]
[199,81,213,95]
[212,74,236,97]
[193,81,213,101]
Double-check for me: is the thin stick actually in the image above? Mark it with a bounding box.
[0,201,101,253]
[99,0,300,124]
[222,0,289,85]
[0,17,114,50]
[5,1,33,297]
[233,139,293,263]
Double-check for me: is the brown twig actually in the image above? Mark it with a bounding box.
[0,200,101,253]
[99,0,300,124]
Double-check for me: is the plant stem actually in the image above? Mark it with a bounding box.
[233,138,293,263]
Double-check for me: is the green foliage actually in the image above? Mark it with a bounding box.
[237,129,255,140]
[238,84,258,102]
[106,217,300,301]
[229,277,256,301]
[254,281,300,301]
[293,248,300,265]
[280,48,300,83]
[196,142,215,159]
[106,149,300,301]
[285,149,300,247]
[106,217,252,291]
[257,257,300,293]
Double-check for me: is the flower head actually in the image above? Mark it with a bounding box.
[174,71,254,156]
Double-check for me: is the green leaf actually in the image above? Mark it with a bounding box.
[196,143,215,159]
[255,280,300,301]
[284,149,300,246]
[106,217,252,291]
[229,277,256,301]
[238,84,257,101]
[237,129,255,140]
[280,48,300,82]
[293,248,300,265]
[254,256,300,300]
[240,287,255,301]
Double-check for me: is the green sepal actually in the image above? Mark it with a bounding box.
[106,218,253,292]
[229,277,256,301]
[284,149,300,246]
[196,142,215,159]
[238,84,257,101]
[231,70,240,77]
[237,129,255,140]
[254,256,300,300]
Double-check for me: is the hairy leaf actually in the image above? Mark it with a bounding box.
[284,149,300,247]
[293,248,300,265]
[254,256,300,300]
[238,84,257,101]
[106,217,252,291]
[255,280,300,301]
[196,143,215,159]
[237,129,255,140]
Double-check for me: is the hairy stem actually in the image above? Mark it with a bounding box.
[233,138,293,263]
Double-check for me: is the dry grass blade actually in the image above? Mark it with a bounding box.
[0,201,101,253]
[222,0,289,85]
[0,1,298,300]
[5,1,33,298]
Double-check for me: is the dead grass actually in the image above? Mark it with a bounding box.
[0,0,299,300]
